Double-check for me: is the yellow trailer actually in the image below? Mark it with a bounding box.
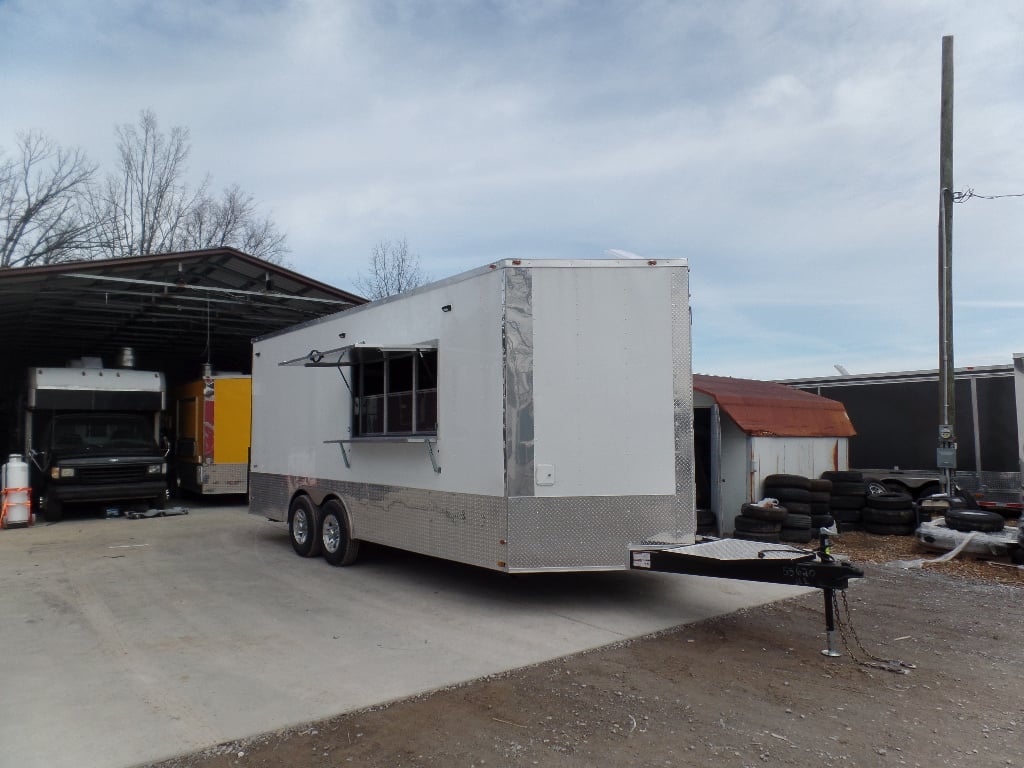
[173,374,251,495]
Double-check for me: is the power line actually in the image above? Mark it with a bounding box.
[952,187,1024,203]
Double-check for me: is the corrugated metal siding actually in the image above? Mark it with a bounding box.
[694,374,856,438]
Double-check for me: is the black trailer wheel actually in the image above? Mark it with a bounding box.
[289,495,322,557]
[944,507,1006,533]
[321,499,360,567]
[44,494,63,523]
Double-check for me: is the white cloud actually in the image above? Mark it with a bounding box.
[1,0,1022,377]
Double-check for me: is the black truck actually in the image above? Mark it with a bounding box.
[25,363,169,521]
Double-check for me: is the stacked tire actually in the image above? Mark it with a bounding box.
[808,478,835,535]
[733,502,786,543]
[944,506,1006,534]
[822,470,866,531]
[696,508,718,537]
[764,474,815,544]
[862,491,916,536]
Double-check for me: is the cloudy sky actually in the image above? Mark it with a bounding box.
[2,0,1021,379]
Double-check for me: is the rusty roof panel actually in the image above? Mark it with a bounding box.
[693,374,856,437]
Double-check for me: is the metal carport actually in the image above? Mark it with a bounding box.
[0,247,364,455]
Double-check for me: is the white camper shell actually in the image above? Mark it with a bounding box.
[249,259,697,572]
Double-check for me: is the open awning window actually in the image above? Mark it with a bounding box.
[280,340,439,368]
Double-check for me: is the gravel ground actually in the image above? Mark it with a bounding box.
[142,523,1022,768]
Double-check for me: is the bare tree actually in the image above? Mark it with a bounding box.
[353,238,426,299]
[3,110,288,266]
[90,109,204,259]
[180,185,287,263]
[90,110,287,262]
[0,131,96,267]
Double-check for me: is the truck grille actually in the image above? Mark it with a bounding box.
[77,464,150,485]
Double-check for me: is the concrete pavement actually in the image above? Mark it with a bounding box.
[0,504,810,768]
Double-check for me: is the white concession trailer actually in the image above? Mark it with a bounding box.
[249,259,697,571]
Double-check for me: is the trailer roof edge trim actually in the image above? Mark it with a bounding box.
[254,258,689,344]
[280,340,439,367]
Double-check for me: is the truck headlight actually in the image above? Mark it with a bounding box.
[147,464,165,475]
[52,467,75,479]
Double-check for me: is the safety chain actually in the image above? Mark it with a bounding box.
[832,590,916,674]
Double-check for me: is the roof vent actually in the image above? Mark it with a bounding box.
[116,347,136,369]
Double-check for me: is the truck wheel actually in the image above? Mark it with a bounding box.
[289,495,322,557]
[321,499,360,567]
[866,479,888,496]
[44,494,63,523]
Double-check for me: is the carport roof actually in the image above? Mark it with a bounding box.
[693,374,856,437]
[0,248,365,377]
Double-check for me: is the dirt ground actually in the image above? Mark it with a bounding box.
[145,529,1022,768]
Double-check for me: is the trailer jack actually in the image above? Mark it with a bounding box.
[630,530,864,658]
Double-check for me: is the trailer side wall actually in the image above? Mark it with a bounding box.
[250,261,693,572]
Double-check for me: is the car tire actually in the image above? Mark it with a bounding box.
[863,492,914,510]
[289,495,322,557]
[862,506,916,525]
[734,530,780,543]
[44,494,63,523]
[944,507,1006,533]
[863,522,916,536]
[780,527,813,544]
[866,479,888,496]
[781,512,811,529]
[321,499,360,567]
[831,508,862,523]
[764,474,812,491]
[734,515,782,534]
[831,481,867,496]
[821,471,862,483]
[740,503,788,522]
[829,495,865,511]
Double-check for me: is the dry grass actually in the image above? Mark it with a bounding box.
[828,525,1024,586]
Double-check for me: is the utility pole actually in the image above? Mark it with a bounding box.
[937,35,956,493]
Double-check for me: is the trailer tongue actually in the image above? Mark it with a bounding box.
[631,533,864,657]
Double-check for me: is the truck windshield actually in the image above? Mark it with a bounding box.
[51,414,155,451]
